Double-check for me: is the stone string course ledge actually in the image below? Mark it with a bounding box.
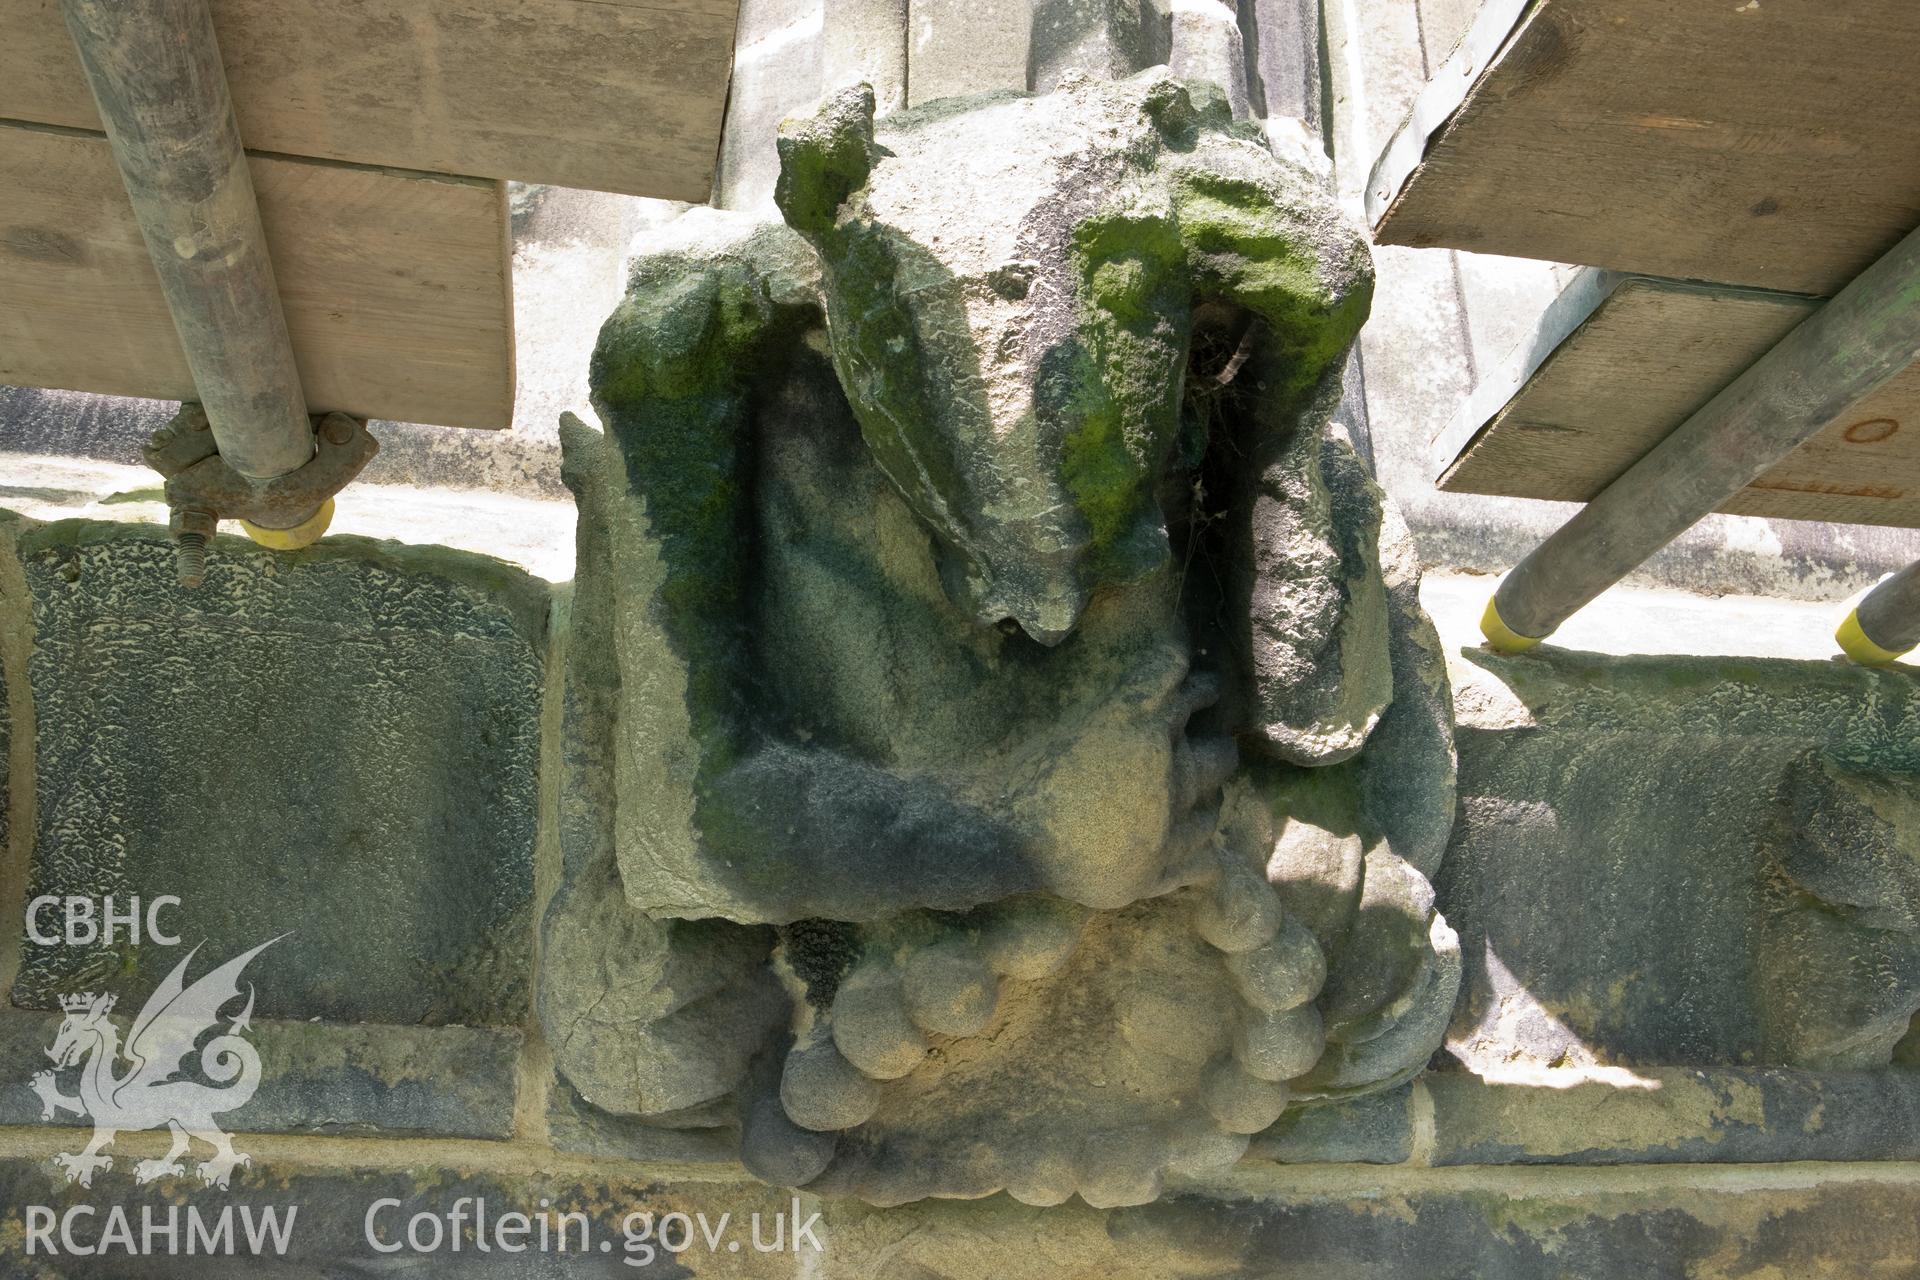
[0,1136,1918,1277]
[0,1012,522,1141]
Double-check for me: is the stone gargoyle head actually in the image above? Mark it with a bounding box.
[542,69,1461,1208]
[772,77,1370,648]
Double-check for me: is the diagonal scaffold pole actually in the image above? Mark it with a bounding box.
[1482,222,1920,652]
[1836,560,1920,667]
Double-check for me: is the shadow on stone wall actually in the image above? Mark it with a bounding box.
[1440,643,1920,1076]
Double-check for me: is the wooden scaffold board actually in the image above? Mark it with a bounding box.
[1,121,515,429]
[1369,0,1920,296]
[1434,271,1920,530]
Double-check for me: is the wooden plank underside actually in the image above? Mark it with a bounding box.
[1369,0,1920,295]
[1434,274,1920,530]
[0,122,514,430]
[0,0,737,201]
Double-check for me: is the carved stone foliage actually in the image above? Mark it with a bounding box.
[541,70,1460,1206]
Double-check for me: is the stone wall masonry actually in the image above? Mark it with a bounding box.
[1438,639,1920,1079]
[0,514,544,1147]
[12,522,543,1028]
[2,1,1920,1272]
[3,515,1920,1265]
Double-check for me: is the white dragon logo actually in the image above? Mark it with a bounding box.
[27,938,277,1189]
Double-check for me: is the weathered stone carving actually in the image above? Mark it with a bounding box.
[542,70,1460,1205]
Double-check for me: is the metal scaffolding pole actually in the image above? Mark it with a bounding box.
[1836,561,1920,666]
[1482,222,1920,652]
[58,0,317,489]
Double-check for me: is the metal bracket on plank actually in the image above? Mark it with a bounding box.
[143,404,379,586]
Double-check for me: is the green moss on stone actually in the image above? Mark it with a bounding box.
[590,254,807,764]
[821,226,978,537]
[773,83,877,235]
[1062,212,1190,574]
[1174,172,1372,404]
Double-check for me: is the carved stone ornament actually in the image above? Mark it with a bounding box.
[542,69,1461,1207]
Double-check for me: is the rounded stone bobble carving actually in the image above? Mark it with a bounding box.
[978,897,1088,980]
[1200,1056,1292,1134]
[831,970,931,1080]
[902,941,999,1036]
[1235,1002,1326,1082]
[741,1092,838,1187]
[1075,1129,1166,1208]
[781,1031,883,1131]
[1165,1123,1252,1177]
[1225,913,1327,1012]
[1003,1151,1079,1208]
[1192,865,1284,954]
